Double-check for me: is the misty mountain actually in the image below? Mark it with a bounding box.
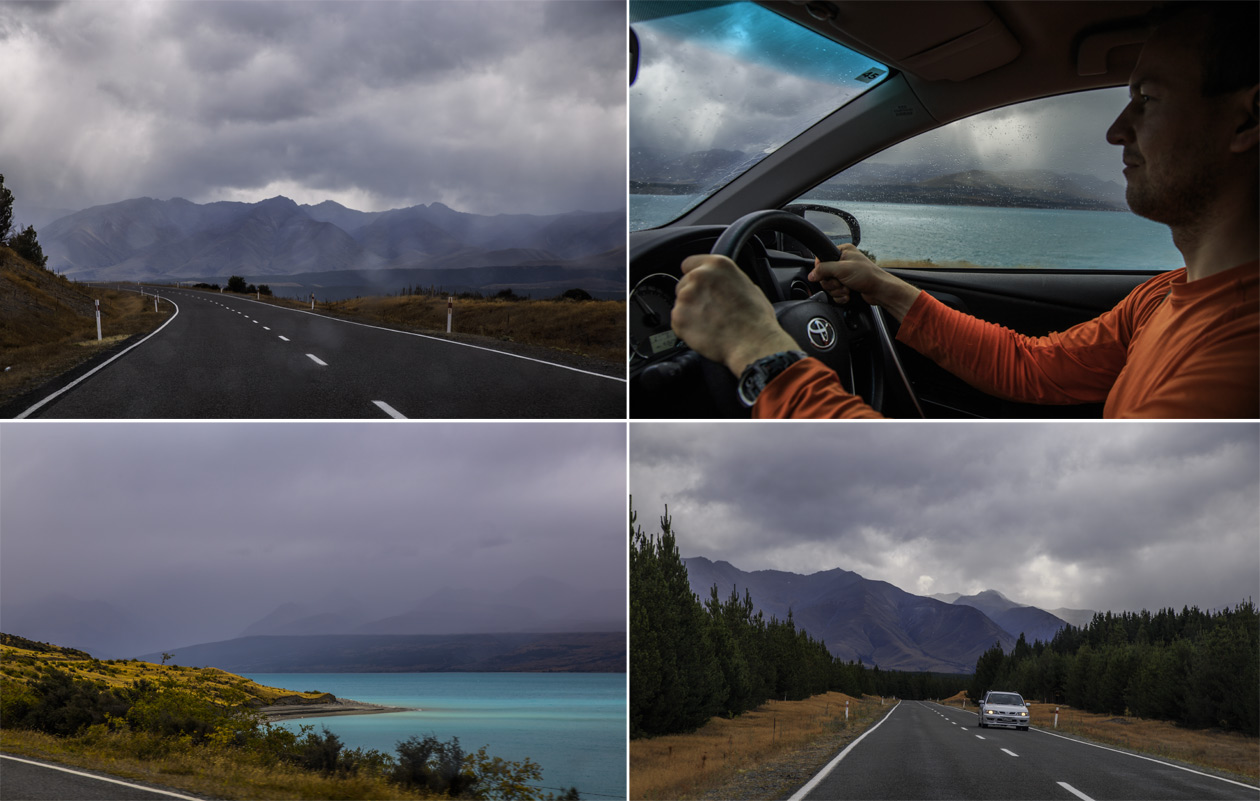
[40,196,626,287]
[632,149,1126,211]
[684,557,1013,673]
[944,590,1069,645]
[1048,607,1099,628]
[137,632,625,673]
[240,577,624,638]
[1,595,162,659]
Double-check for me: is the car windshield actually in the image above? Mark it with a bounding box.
[630,1,889,231]
[988,694,1024,706]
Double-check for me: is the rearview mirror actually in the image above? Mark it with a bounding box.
[783,204,861,248]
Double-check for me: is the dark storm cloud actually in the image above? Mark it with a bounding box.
[0,1,625,216]
[1,423,626,648]
[630,423,1259,614]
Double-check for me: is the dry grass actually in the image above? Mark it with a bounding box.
[630,693,887,800]
[185,287,626,363]
[0,255,173,408]
[937,693,1259,781]
[0,728,427,800]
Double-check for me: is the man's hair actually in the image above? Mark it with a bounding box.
[1149,1,1259,96]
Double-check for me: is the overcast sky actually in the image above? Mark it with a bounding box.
[0,1,625,218]
[1,423,626,650]
[631,1,1128,183]
[631,423,1259,615]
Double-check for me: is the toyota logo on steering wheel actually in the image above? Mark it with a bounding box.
[806,317,837,351]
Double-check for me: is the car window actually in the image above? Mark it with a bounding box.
[791,89,1183,272]
[987,694,1023,705]
[630,1,889,232]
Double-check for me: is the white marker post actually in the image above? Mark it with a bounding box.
[845,700,849,721]
[310,292,315,311]
[1054,707,1059,729]
[95,299,102,341]
[446,296,453,333]
[154,293,158,312]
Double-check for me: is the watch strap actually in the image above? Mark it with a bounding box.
[737,350,807,407]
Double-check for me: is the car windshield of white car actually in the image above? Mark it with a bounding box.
[630,1,890,231]
[988,694,1022,706]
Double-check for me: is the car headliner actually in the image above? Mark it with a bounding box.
[655,0,1156,227]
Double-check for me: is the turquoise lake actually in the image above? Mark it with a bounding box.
[242,672,627,800]
[630,196,1184,272]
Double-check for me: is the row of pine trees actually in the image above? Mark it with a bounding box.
[630,507,967,738]
[632,505,1257,740]
[970,603,1259,735]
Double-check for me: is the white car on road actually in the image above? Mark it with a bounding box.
[978,691,1030,731]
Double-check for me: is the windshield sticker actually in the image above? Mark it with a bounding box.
[854,67,887,84]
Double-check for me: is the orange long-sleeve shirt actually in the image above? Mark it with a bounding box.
[754,261,1259,419]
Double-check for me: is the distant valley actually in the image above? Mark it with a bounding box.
[39,196,626,299]
[684,556,1090,674]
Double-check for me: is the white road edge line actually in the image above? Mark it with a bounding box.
[373,400,407,419]
[222,293,625,382]
[1057,782,1095,801]
[1001,748,1019,757]
[788,701,901,801]
[0,754,204,800]
[17,295,180,419]
[1030,727,1260,790]
[306,354,328,366]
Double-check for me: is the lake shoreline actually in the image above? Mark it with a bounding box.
[260,699,414,721]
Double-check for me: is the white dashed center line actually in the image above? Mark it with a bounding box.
[1001,748,1019,757]
[1057,783,1094,801]
[306,354,328,366]
[278,336,290,342]
[975,735,986,740]
[372,400,407,419]
[263,327,270,330]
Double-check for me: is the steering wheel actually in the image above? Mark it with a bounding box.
[704,209,914,417]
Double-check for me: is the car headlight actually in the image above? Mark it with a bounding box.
[1019,711,1027,716]
[986,710,994,714]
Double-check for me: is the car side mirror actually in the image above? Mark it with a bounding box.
[630,27,639,86]
[783,204,861,248]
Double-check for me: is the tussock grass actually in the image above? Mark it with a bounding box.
[938,693,1259,781]
[188,287,626,364]
[0,728,428,800]
[630,692,884,800]
[0,251,173,407]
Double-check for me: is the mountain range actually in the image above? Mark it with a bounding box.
[631,149,1126,211]
[4,577,623,661]
[38,196,625,297]
[135,632,625,674]
[685,557,1088,674]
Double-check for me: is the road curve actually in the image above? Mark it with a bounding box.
[20,288,625,419]
[796,701,1259,801]
[0,754,210,800]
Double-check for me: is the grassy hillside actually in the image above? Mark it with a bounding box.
[0,633,328,708]
[0,248,171,409]
[0,633,576,800]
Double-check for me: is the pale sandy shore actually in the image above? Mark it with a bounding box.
[259,699,414,721]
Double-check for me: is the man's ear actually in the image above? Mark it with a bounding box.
[1230,84,1259,153]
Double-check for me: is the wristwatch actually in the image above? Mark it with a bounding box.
[737,350,807,407]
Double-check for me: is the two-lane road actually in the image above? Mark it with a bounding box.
[795,702,1260,801]
[19,288,625,418]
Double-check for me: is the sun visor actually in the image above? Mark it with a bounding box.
[777,1,1021,81]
